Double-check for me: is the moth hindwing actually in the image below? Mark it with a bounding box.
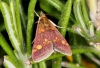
[32,12,72,62]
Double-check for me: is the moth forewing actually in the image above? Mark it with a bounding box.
[32,23,54,62]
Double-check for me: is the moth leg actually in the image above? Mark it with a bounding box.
[25,56,33,65]
[32,39,35,44]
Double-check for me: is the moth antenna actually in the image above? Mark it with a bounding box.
[35,21,38,23]
[49,20,65,28]
[55,25,65,28]
[34,10,40,17]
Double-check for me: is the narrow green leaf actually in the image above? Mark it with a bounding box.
[39,61,46,68]
[81,0,95,37]
[0,1,21,54]
[73,54,82,65]
[73,0,90,38]
[4,56,20,68]
[85,53,100,66]
[20,4,27,49]
[44,0,64,12]
[40,0,61,19]
[52,58,62,68]
[0,33,20,68]
[27,0,37,56]
[81,0,90,23]
[16,0,23,53]
[9,0,18,34]
[33,64,38,68]
[58,0,72,36]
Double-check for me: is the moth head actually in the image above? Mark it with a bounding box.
[40,11,46,18]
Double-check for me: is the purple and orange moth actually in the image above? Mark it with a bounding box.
[32,12,72,62]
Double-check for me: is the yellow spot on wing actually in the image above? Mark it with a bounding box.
[53,37,59,42]
[36,45,42,50]
[66,43,68,46]
[55,37,58,39]
[39,29,45,33]
[43,38,50,45]
[61,40,65,45]
[61,40,68,46]
[44,38,48,42]
[41,29,45,32]
[32,49,37,53]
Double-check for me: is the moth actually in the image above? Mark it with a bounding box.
[32,12,72,62]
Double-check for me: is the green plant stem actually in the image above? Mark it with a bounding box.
[73,54,82,65]
[27,0,37,56]
[52,58,62,68]
[68,63,86,68]
[0,33,20,68]
[33,64,38,68]
[39,61,46,68]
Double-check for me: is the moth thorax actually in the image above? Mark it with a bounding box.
[44,23,49,27]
